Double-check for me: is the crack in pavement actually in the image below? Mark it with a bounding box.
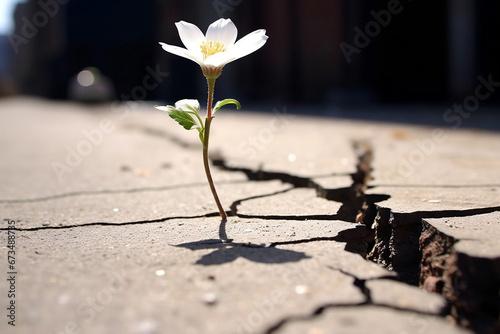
[14,120,490,332]
[365,203,500,285]
[363,190,500,328]
[0,180,251,204]
[173,239,312,265]
[264,266,449,334]
[171,225,366,251]
[5,101,498,334]
[268,225,367,255]
[326,266,373,305]
[263,286,447,334]
[263,303,368,334]
[134,123,370,223]
[251,135,496,333]
[213,139,372,223]
[0,213,221,232]
[229,186,295,216]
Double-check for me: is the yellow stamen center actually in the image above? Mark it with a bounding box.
[200,41,226,60]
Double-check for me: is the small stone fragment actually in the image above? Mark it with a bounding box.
[201,292,218,305]
[295,285,310,295]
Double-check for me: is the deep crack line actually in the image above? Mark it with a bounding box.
[213,158,315,187]
[172,229,367,251]
[268,236,347,247]
[229,186,294,216]
[326,265,373,304]
[213,139,374,223]
[235,214,341,221]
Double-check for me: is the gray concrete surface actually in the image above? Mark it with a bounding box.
[1,97,498,333]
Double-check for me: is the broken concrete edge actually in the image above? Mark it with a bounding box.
[420,219,500,333]
[362,201,500,333]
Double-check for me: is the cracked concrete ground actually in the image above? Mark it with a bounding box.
[0,97,499,334]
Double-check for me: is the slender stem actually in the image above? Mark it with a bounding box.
[203,78,227,220]
[206,77,216,119]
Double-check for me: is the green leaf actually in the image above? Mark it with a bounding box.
[175,99,200,114]
[213,99,241,114]
[168,109,199,130]
[198,128,204,144]
[157,99,204,132]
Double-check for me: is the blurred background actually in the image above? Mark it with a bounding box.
[0,0,499,125]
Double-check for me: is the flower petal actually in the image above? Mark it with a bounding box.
[205,18,238,47]
[227,29,268,62]
[204,52,235,68]
[175,21,205,53]
[159,42,203,65]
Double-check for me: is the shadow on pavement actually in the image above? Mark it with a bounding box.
[174,239,311,265]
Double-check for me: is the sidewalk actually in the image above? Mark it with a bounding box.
[0,97,498,334]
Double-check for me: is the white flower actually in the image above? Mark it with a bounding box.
[159,18,268,78]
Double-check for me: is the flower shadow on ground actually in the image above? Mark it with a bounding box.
[173,239,311,265]
[173,226,368,266]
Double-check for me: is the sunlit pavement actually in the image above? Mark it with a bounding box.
[1,97,498,334]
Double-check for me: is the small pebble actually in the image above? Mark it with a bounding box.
[295,285,310,295]
[201,292,218,305]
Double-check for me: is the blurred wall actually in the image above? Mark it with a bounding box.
[5,0,500,105]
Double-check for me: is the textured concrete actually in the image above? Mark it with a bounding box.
[420,212,500,332]
[1,97,497,333]
[236,188,342,218]
[363,116,500,333]
[272,306,471,334]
